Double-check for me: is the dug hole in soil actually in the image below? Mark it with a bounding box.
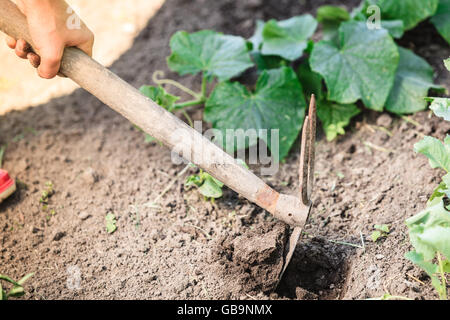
[1,0,449,300]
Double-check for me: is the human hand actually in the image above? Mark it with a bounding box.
[5,0,94,79]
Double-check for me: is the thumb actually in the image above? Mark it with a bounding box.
[37,43,64,79]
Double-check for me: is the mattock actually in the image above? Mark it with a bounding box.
[0,0,316,281]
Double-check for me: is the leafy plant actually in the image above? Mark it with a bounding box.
[371,224,390,242]
[406,58,450,300]
[105,213,117,234]
[185,160,248,200]
[185,170,224,199]
[39,181,54,204]
[0,273,34,300]
[139,0,447,160]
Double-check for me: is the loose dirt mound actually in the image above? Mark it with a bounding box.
[0,0,449,300]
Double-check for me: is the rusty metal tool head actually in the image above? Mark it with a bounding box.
[279,94,316,280]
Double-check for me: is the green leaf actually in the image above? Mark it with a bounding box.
[414,136,450,172]
[17,273,34,286]
[317,5,350,22]
[198,176,223,199]
[105,213,117,234]
[249,20,264,51]
[386,47,442,114]
[0,275,20,287]
[317,101,360,141]
[140,86,180,111]
[405,251,439,277]
[0,284,3,300]
[316,5,350,42]
[371,230,382,242]
[249,22,286,72]
[261,15,318,61]
[167,30,253,81]
[431,0,450,45]
[7,285,24,298]
[251,53,285,72]
[428,97,450,121]
[350,3,404,38]
[205,67,306,161]
[428,182,448,205]
[380,20,405,39]
[186,174,203,188]
[368,0,439,30]
[310,21,399,111]
[375,224,390,233]
[443,259,450,272]
[406,200,450,260]
[297,61,325,101]
[445,58,450,71]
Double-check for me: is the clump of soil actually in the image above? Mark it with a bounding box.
[213,222,288,294]
[1,0,449,300]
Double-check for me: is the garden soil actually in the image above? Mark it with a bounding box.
[1,0,449,300]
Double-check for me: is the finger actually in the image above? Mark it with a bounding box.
[15,39,31,59]
[37,45,64,79]
[27,52,40,68]
[5,36,16,49]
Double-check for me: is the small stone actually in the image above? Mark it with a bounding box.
[16,159,29,173]
[31,227,41,234]
[81,167,99,186]
[78,211,91,220]
[52,231,66,241]
[375,254,385,260]
[376,114,393,127]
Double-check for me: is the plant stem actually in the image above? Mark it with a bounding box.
[173,99,204,110]
[152,71,200,99]
[437,252,447,300]
[182,110,194,127]
[201,75,207,98]
[0,145,4,168]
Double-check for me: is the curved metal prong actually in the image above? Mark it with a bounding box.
[299,94,316,205]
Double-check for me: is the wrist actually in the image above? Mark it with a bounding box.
[19,0,68,15]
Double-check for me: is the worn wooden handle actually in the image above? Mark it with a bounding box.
[0,0,309,227]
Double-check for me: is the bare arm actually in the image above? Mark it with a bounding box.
[5,0,94,79]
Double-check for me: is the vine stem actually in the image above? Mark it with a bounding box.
[173,99,204,110]
[201,75,207,98]
[152,71,200,99]
[182,110,194,127]
[437,252,447,300]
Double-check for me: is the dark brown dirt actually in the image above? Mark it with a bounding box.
[1,0,449,300]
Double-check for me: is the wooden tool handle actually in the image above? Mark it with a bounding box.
[0,0,309,227]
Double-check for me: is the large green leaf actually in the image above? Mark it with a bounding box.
[261,15,318,61]
[386,47,442,114]
[414,136,450,172]
[367,0,439,30]
[205,67,306,160]
[429,97,450,121]
[431,0,450,44]
[317,101,361,141]
[167,30,253,81]
[310,21,399,111]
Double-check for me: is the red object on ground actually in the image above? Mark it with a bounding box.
[0,169,16,203]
